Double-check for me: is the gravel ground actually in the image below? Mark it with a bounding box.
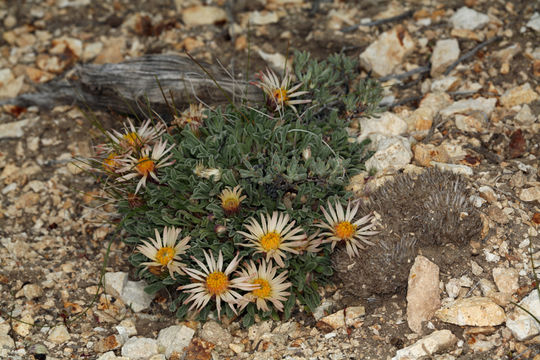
[1,0,539,359]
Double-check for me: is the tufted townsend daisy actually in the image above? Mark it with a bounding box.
[238,211,306,267]
[106,118,165,153]
[237,259,292,312]
[136,226,191,279]
[218,185,246,215]
[253,68,311,114]
[177,250,258,318]
[317,200,378,258]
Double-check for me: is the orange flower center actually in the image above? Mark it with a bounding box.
[260,231,281,251]
[273,88,289,104]
[251,278,271,298]
[103,152,119,171]
[155,247,175,265]
[136,156,155,176]
[206,271,229,296]
[221,195,240,213]
[123,132,141,147]
[334,221,356,240]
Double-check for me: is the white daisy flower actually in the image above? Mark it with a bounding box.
[136,226,191,279]
[177,250,257,318]
[173,103,207,133]
[317,200,378,258]
[237,259,292,312]
[117,139,175,194]
[238,211,306,267]
[253,68,311,113]
[106,118,166,153]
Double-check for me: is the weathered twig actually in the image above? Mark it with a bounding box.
[341,10,414,33]
[443,36,502,75]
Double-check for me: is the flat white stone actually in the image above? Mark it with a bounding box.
[0,120,30,139]
[121,337,159,360]
[104,272,128,299]
[506,290,540,341]
[407,256,440,333]
[450,7,490,30]
[526,12,540,32]
[120,280,155,313]
[393,330,457,360]
[431,39,460,77]
[157,325,195,358]
[365,136,412,174]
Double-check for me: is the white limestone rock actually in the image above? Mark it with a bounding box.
[506,290,540,341]
[450,7,490,30]
[431,39,460,77]
[157,325,195,358]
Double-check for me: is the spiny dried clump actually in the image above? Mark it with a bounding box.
[333,168,482,298]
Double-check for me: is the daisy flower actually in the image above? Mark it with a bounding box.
[297,230,324,254]
[106,118,165,153]
[253,68,311,113]
[177,250,258,318]
[173,103,207,133]
[238,211,306,267]
[218,185,246,215]
[193,162,221,181]
[317,200,378,258]
[117,139,175,194]
[237,259,291,312]
[136,226,191,279]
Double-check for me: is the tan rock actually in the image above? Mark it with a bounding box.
[519,186,540,202]
[25,67,55,83]
[320,306,365,329]
[393,330,457,360]
[431,39,460,77]
[407,256,440,333]
[436,296,505,326]
[182,6,227,26]
[450,28,485,41]
[492,267,519,294]
[94,37,126,64]
[500,83,539,108]
[50,37,83,59]
[413,143,450,167]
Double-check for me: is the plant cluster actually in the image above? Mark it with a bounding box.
[84,51,384,325]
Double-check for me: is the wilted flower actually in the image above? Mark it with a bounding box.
[178,250,258,318]
[193,162,221,181]
[118,139,175,193]
[237,260,291,312]
[173,103,207,133]
[238,211,306,267]
[219,185,246,215]
[317,200,378,258]
[137,227,191,279]
[253,68,311,113]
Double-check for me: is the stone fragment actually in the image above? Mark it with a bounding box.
[455,114,486,132]
[450,7,490,30]
[358,112,407,141]
[527,12,540,32]
[478,186,497,203]
[48,325,71,343]
[407,256,440,333]
[95,334,123,353]
[96,351,117,360]
[50,37,83,59]
[83,42,104,62]
[359,25,415,77]
[506,290,540,341]
[120,280,155,312]
[492,267,519,294]
[257,50,289,73]
[392,330,457,360]
[439,97,497,119]
[94,37,125,64]
[500,83,539,108]
[436,297,505,326]
[413,143,450,167]
[13,313,33,336]
[431,76,460,92]
[116,318,138,339]
[431,39,460,77]
[515,104,536,124]
[249,11,279,25]
[468,333,501,353]
[121,337,159,360]
[0,75,24,98]
[22,283,44,300]
[519,187,540,202]
[320,306,365,329]
[104,272,128,298]
[157,325,195,358]
[445,278,461,299]
[229,343,244,354]
[200,321,232,347]
[312,299,335,321]
[365,136,412,174]
[0,334,15,358]
[432,162,473,176]
[182,6,227,26]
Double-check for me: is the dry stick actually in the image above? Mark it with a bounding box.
[341,9,414,33]
[443,36,502,76]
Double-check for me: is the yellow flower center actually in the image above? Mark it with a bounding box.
[136,156,155,176]
[221,196,240,213]
[103,152,119,171]
[206,271,229,296]
[155,247,175,265]
[260,231,281,251]
[251,278,271,299]
[273,88,289,104]
[334,221,356,240]
[123,132,141,147]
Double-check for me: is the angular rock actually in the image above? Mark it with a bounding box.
[527,12,540,32]
[499,83,539,108]
[13,313,33,337]
[121,337,159,360]
[120,280,155,312]
[440,97,497,119]
[0,334,15,358]
[468,333,501,353]
[436,297,505,326]
[97,352,117,360]
[359,25,415,77]
[450,7,490,30]
[365,136,412,174]
[157,325,195,358]
[519,187,540,202]
[95,334,123,353]
[0,120,30,139]
[200,321,232,347]
[445,278,461,299]
[48,325,71,343]
[515,104,536,124]
[432,162,473,176]
[406,256,441,333]
[392,330,457,360]
[320,306,365,329]
[104,272,128,299]
[413,143,450,167]
[116,318,138,339]
[431,39,460,77]
[249,11,279,25]
[492,267,519,294]
[358,112,407,141]
[182,6,227,26]
[431,76,461,92]
[312,299,335,321]
[257,50,289,73]
[22,283,44,300]
[455,114,486,132]
[506,290,540,341]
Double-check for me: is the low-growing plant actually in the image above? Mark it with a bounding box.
[84,51,384,326]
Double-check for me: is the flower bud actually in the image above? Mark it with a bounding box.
[302,147,311,161]
[214,224,227,236]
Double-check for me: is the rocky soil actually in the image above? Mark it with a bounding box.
[0,0,539,359]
